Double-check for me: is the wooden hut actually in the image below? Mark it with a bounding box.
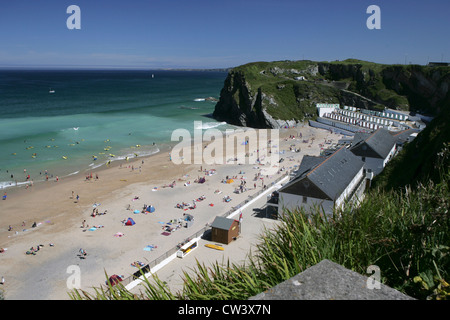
[210,216,240,244]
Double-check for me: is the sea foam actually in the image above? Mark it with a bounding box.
[194,121,227,130]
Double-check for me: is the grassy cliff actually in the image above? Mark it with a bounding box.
[213,59,450,128]
[373,105,450,190]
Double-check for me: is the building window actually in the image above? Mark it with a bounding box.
[302,196,307,204]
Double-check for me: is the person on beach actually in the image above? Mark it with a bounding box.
[79,248,87,258]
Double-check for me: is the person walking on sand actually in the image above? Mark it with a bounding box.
[79,248,87,258]
[76,194,79,202]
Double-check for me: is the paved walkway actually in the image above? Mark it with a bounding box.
[128,178,287,296]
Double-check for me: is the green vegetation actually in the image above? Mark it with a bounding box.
[374,106,450,190]
[216,59,449,125]
[263,81,339,120]
[221,60,343,123]
[233,60,317,85]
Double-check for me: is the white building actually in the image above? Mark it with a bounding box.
[277,147,366,216]
[316,103,340,117]
[349,128,397,176]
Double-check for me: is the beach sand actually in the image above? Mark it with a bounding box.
[0,124,343,300]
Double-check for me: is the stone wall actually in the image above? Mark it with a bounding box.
[250,259,414,300]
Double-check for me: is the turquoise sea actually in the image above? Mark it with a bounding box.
[0,69,231,189]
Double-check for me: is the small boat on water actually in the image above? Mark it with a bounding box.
[49,88,55,94]
[205,244,224,251]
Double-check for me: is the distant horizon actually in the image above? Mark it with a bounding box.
[0,65,232,71]
[0,57,446,71]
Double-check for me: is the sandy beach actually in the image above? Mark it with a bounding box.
[0,124,343,300]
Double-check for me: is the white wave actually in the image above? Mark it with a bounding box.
[93,147,161,167]
[0,180,30,189]
[90,163,104,170]
[121,147,161,160]
[194,121,227,130]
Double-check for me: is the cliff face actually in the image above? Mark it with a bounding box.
[379,66,449,114]
[213,67,341,128]
[318,62,449,113]
[213,60,450,128]
[212,71,270,128]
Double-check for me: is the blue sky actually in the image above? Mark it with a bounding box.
[0,0,449,68]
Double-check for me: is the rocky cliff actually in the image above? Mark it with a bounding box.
[212,59,450,128]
